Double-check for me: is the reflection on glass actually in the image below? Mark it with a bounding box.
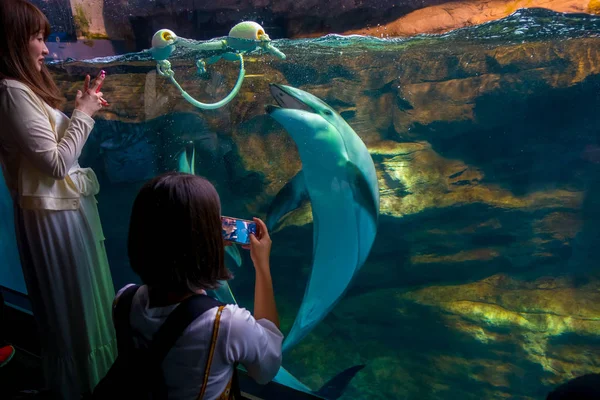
[1,2,600,398]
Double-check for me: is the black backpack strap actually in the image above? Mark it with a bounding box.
[113,284,141,355]
[147,294,225,365]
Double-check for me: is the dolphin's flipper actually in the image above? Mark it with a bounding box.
[315,365,366,400]
[346,162,379,226]
[177,143,196,174]
[225,244,242,268]
[274,368,313,395]
[266,171,310,231]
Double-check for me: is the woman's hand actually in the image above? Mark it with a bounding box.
[248,217,279,327]
[76,71,107,117]
[247,218,272,273]
[82,72,109,106]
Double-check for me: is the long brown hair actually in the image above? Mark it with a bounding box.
[0,0,63,108]
[128,172,233,292]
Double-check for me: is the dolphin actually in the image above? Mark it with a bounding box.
[176,130,365,398]
[266,84,380,352]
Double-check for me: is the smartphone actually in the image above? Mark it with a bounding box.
[221,216,257,245]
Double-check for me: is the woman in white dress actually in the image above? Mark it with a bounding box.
[0,1,117,398]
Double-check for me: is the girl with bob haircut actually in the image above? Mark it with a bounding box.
[119,172,283,399]
[0,0,116,398]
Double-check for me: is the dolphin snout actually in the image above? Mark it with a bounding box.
[268,84,313,112]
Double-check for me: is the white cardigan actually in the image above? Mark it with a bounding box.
[0,79,98,210]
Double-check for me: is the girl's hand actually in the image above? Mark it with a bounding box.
[247,218,272,273]
[76,71,108,117]
[83,71,109,106]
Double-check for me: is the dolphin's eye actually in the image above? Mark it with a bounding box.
[323,110,333,116]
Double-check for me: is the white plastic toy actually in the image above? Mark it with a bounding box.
[151,22,286,110]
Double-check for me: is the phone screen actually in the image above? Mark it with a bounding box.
[221,216,257,245]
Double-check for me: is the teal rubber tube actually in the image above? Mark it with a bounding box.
[169,55,246,110]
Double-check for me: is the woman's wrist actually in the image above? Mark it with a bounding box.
[75,106,92,117]
[254,264,272,277]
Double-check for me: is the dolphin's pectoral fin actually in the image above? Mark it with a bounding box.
[266,171,310,231]
[346,162,379,223]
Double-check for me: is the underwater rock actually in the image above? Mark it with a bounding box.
[399,275,600,385]
[284,284,545,399]
[370,141,583,219]
[284,276,600,399]
[402,274,600,335]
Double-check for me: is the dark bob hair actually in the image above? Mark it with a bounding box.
[128,172,232,292]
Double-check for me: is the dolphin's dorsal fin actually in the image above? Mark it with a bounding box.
[189,144,195,175]
[346,161,379,225]
[177,143,196,175]
[177,149,190,173]
[266,171,310,231]
[225,244,242,268]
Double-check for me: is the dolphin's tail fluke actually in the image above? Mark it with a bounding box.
[315,365,365,400]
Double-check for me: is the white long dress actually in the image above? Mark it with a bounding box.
[8,107,117,398]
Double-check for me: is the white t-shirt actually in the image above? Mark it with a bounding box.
[115,284,284,400]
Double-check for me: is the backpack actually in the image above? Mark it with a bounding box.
[92,285,241,400]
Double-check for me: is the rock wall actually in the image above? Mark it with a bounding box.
[46,27,600,398]
[347,0,599,37]
[55,0,600,42]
